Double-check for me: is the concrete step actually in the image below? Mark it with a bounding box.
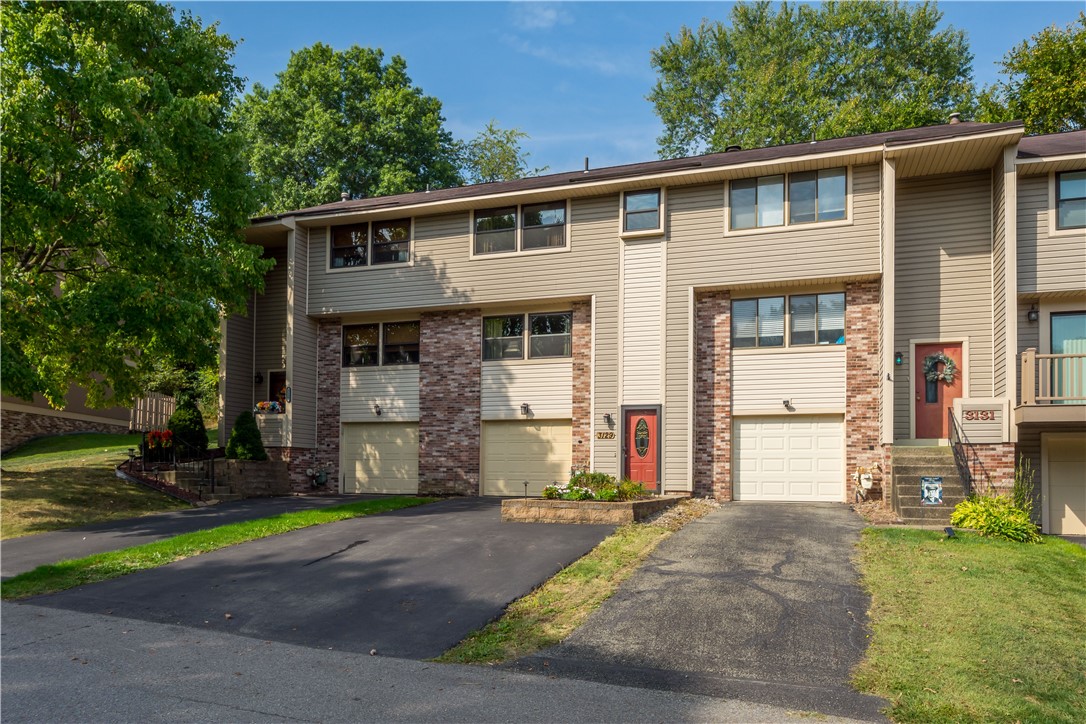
[211,486,234,496]
[892,463,962,478]
[897,505,956,523]
[897,494,967,507]
[892,445,953,457]
[204,493,242,503]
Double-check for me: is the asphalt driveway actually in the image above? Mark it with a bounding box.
[512,502,887,721]
[24,497,613,659]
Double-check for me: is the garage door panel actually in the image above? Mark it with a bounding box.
[735,416,844,502]
[343,423,419,494]
[483,420,572,496]
[1047,436,1086,535]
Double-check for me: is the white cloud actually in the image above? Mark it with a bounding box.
[510,2,572,31]
[503,34,652,79]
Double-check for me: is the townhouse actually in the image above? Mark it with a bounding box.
[220,118,1086,534]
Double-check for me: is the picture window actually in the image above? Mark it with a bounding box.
[733,292,846,348]
[473,202,567,255]
[482,312,572,360]
[730,168,847,230]
[343,322,419,367]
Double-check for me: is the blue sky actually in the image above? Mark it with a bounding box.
[173,1,1084,174]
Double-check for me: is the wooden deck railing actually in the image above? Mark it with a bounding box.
[1020,348,1086,405]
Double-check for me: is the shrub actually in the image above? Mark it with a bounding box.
[618,478,649,500]
[168,396,208,456]
[1012,454,1035,515]
[950,495,1042,543]
[225,410,268,461]
[541,474,650,502]
[570,471,616,488]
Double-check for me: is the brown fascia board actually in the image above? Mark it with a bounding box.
[250,120,1026,224]
[1018,130,1086,159]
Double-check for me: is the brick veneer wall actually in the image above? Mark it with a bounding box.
[845,280,885,499]
[1,410,129,453]
[693,290,732,500]
[315,319,343,489]
[265,446,329,494]
[571,300,592,471]
[418,309,482,496]
[971,442,1018,494]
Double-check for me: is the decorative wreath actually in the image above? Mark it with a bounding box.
[922,352,958,384]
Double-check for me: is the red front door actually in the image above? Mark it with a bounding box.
[624,409,659,493]
[915,342,964,439]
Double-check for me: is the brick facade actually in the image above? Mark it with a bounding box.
[845,280,885,499]
[1,409,129,453]
[316,318,343,489]
[571,300,592,471]
[265,446,329,494]
[418,309,482,495]
[693,290,732,500]
[970,442,1018,494]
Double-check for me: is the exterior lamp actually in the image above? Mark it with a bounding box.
[520,403,530,415]
[374,403,382,416]
[894,351,903,366]
[254,372,264,384]
[1027,305,1039,323]
[603,413,614,425]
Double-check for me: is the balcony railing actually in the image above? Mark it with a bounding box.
[1020,348,1086,405]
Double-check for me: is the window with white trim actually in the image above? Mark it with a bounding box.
[482,312,572,360]
[733,292,845,348]
[474,202,567,255]
[1056,170,1086,230]
[623,189,661,232]
[343,321,420,367]
[330,219,412,268]
[730,168,846,230]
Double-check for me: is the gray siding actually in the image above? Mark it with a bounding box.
[992,163,1008,397]
[1016,301,1040,405]
[221,296,254,445]
[663,164,883,486]
[253,248,288,405]
[1018,174,1086,293]
[894,172,993,439]
[289,228,318,448]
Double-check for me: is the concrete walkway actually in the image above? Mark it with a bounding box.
[1,495,364,578]
[511,502,888,722]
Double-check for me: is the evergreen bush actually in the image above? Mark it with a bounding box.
[225,410,268,461]
[168,395,208,456]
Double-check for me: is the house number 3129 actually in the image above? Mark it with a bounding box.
[596,431,616,439]
[963,410,996,421]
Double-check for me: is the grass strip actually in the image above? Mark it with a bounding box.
[854,527,1086,723]
[437,522,672,664]
[2,497,436,600]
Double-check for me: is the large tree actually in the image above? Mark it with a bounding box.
[461,120,548,184]
[235,44,462,213]
[1,1,270,408]
[977,13,1086,134]
[649,1,976,156]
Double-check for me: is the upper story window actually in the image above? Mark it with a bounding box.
[1056,170,1086,230]
[733,292,845,349]
[343,321,420,367]
[483,312,572,360]
[623,189,662,233]
[730,168,847,231]
[474,202,567,256]
[330,219,412,269]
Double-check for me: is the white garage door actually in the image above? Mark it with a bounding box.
[1046,435,1086,535]
[735,416,844,501]
[342,423,418,494]
[482,420,572,496]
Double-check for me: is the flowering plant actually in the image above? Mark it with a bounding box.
[542,483,596,501]
[255,400,283,414]
[146,429,173,449]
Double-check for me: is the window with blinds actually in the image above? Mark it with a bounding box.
[733,292,846,348]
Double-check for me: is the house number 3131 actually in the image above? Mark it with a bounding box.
[963,410,996,421]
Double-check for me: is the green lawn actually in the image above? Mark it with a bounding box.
[855,528,1086,723]
[1,433,186,539]
[2,497,436,599]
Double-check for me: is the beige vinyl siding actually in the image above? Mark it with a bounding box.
[288,227,318,448]
[732,348,846,414]
[253,248,288,402]
[894,172,994,439]
[341,367,420,421]
[622,239,663,404]
[482,360,572,420]
[1018,175,1086,294]
[221,296,254,445]
[663,164,882,486]
[992,163,1008,397]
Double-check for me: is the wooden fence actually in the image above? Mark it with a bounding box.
[130,393,176,431]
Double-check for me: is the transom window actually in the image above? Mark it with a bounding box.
[730,168,846,230]
[474,202,567,255]
[733,292,845,348]
[343,321,420,367]
[483,312,572,360]
[623,189,661,233]
[330,219,412,269]
[1056,170,1086,230]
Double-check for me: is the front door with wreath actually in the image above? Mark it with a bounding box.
[914,342,964,439]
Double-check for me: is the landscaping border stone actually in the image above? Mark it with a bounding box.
[501,495,688,525]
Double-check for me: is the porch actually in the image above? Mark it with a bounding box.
[1016,348,1086,425]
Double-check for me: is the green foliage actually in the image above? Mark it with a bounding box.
[224,411,267,461]
[168,397,208,456]
[542,473,649,502]
[977,13,1085,134]
[461,120,548,184]
[649,1,975,156]
[618,479,650,500]
[950,495,1042,543]
[0,1,270,408]
[234,43,462,214]
[569,472,616,488]
[1012,454,1036,515]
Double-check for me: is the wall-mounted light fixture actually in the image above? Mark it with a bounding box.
[254,372,264,384]
[374,403,382,416]
[603,413,614,425]
[286,387,291,403]
[782,399,792,408]
[520,403,530,415]
[1027,305,1039,323]
[894,351,903,366]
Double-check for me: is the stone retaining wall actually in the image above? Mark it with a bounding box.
[501,495,687,525]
